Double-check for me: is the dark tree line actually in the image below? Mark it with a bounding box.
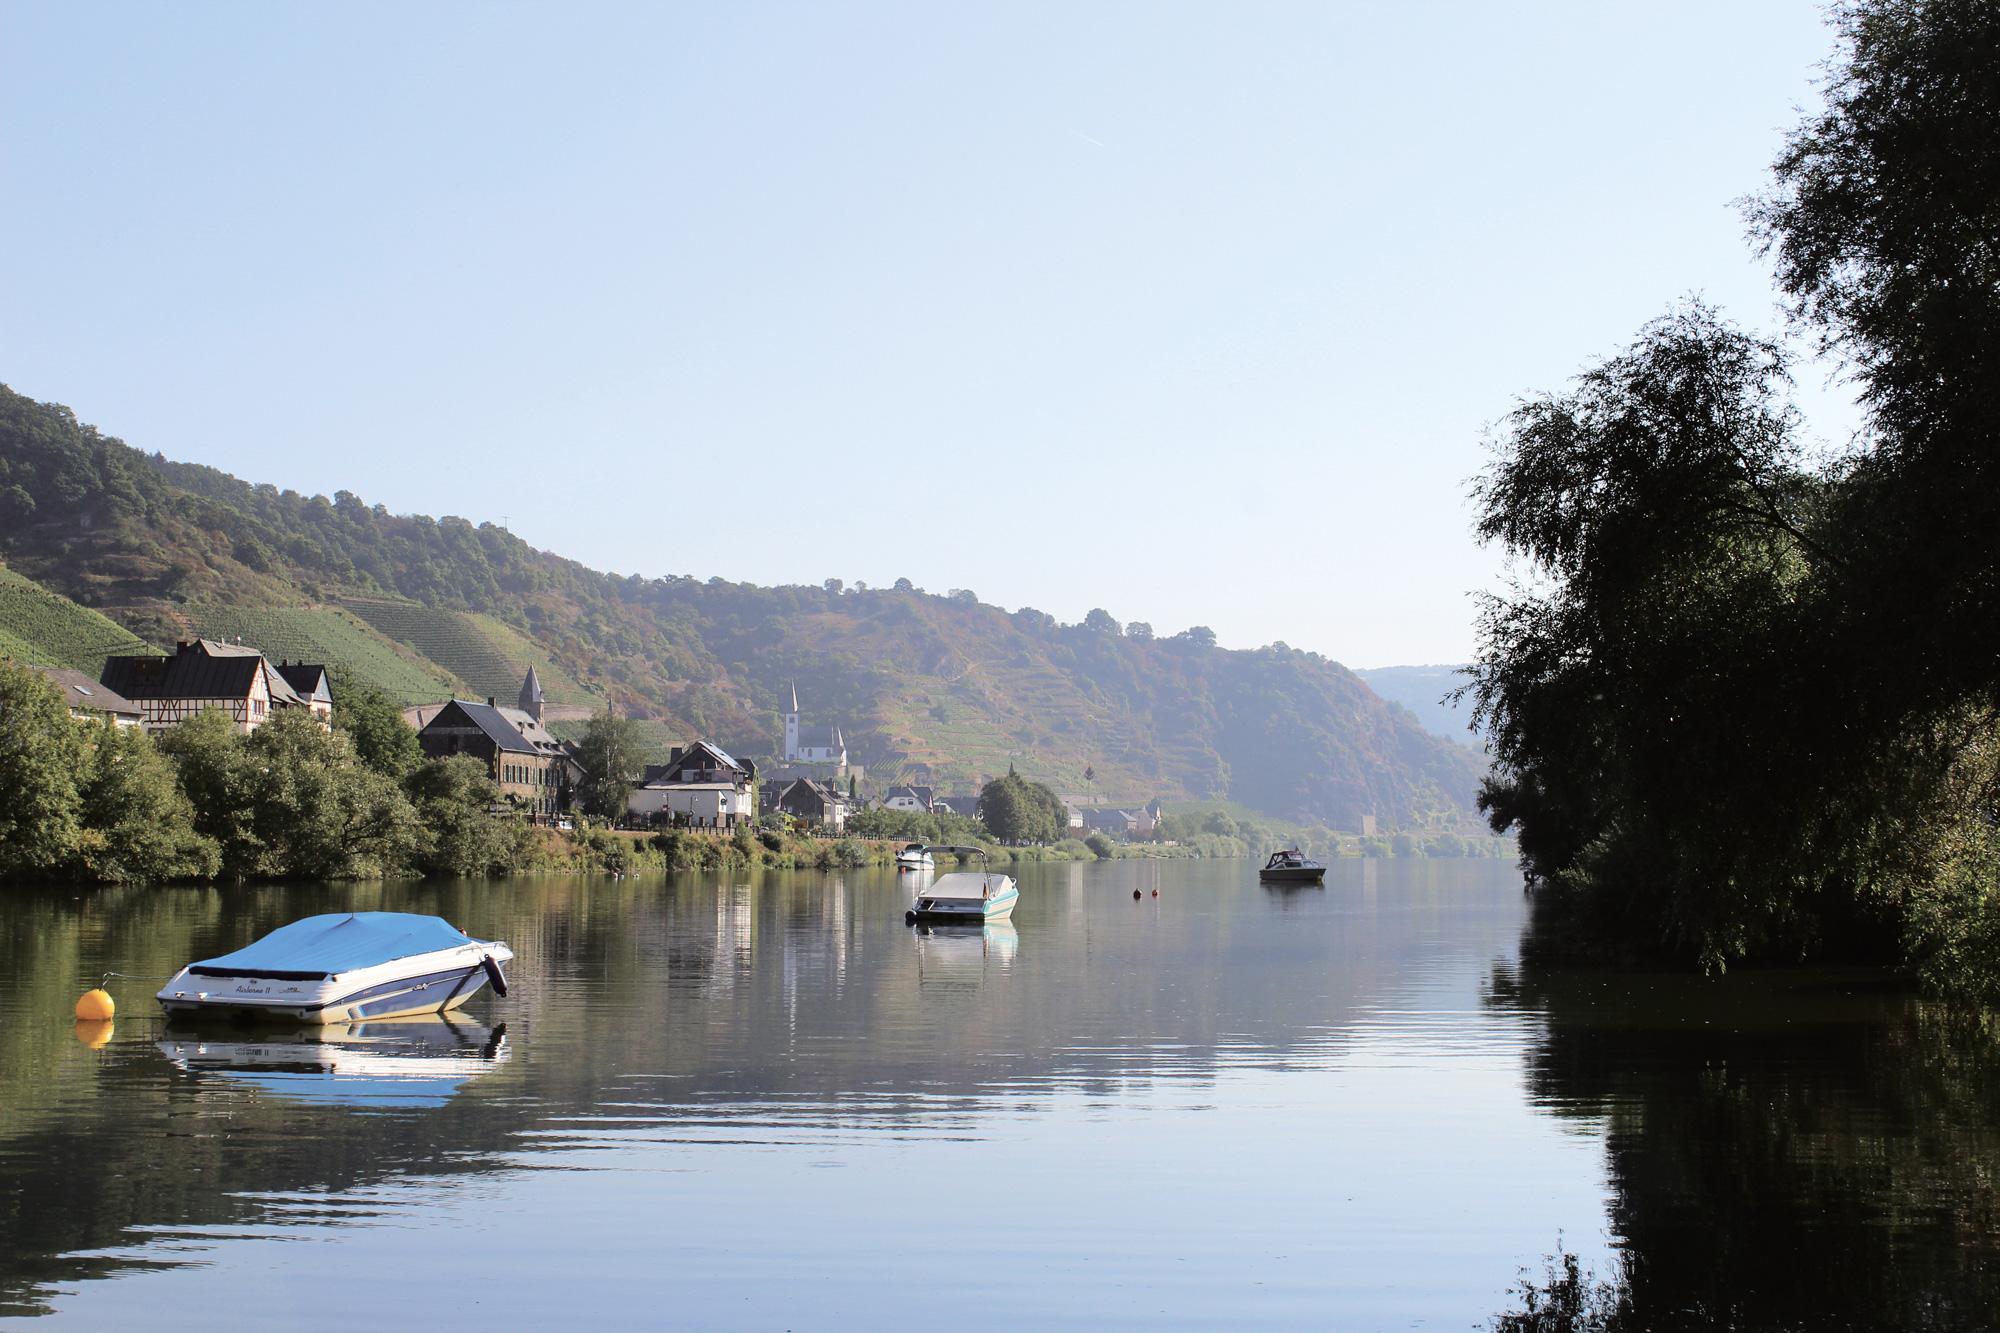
[1472,0,2000,992]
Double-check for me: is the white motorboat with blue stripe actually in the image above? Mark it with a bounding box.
[156,911,514,1025]
[904,846,1018,922]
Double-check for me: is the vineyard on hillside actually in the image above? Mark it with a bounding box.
[340,599,547,703]
[181,606,459,704]
[0,573,158,673]
[465,612,600,707]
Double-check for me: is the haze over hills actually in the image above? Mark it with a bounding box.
[0,384,1488,831]
[1354,665,1484,748]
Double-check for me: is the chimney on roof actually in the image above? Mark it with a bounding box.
[487,697,496,707]
[669,746,683,765]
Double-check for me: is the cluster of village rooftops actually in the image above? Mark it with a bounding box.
[37,639,1163,837]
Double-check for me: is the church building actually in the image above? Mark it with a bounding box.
[783,682,846,765]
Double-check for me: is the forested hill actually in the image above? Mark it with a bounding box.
[0,384,1486,830]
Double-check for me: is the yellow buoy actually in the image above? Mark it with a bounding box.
[74,1018,114,1049]
[74,988,115,1021]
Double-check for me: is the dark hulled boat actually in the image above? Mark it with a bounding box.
[1258,848,1326,883]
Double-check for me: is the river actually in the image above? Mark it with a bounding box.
[2,858,1995,1329]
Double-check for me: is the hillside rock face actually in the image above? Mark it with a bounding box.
[0,384,1486,829]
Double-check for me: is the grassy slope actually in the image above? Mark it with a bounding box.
[0,383,1488,829]
[0,569,160,672]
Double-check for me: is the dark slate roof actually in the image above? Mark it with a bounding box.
[794,724,843,749]
[780,777,843,808]
[101,640,310,708]
[275,662,332,703]
[32,666,143,718]
[103,650,261,701]
[419,699,538,755]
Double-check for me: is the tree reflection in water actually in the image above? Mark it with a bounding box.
[1484,948,2000,1331]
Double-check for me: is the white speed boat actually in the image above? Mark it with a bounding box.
[894,843,935,871]
[157,911,513,1025]
[904,846,1018,923]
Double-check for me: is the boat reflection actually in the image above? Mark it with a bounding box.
[911,919,1019,970]
[157,1015,509,1109]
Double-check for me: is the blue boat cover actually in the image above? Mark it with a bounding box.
[194,913,484,976]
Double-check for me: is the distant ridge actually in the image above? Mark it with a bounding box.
[0,383,1487,830]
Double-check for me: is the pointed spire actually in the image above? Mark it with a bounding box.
[789,679,799,714]
[518,665,544,722]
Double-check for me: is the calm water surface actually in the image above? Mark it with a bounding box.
[3,859,1997,1329]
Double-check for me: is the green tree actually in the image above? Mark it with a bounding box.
[73,720,219,882]
[1470,0,2000,986]
[330,666,422,777]
[155,706,249,856]
[978,771,1066,843]
[575,706,645,820]
[404,755,513,877]
[234,709,419,878]
[1085,831,1117,859]
[0,660,86,876]
[159,707,418,879]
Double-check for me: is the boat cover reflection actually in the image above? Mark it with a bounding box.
[911,918,1019,967]
[157,1015,509,1109]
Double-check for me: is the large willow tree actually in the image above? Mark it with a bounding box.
[1473,0,2000,989]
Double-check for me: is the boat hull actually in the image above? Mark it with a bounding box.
[156,943,514,1025]
[906,888,1018,923]
[1258,866,1326,883]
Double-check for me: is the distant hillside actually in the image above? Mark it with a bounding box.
[1354,665,1484,747]
[0,383,1488,830]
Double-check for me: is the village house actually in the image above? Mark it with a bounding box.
[935,794,983,819]
[1081,807,1157,842]
[628,739,757,830]
[882,784,934,814]
[413,668,584,817]
[777,777,848,832]
[273,661,334,721]
[100,639,322,735]
[31,666,143,729]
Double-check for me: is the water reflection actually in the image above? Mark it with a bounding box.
[909,920,1019,969]
[0,860,1562,1326]
[157,1016,509,1109]
[1487,955,2000,1329]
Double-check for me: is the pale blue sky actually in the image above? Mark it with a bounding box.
[2,2,1856,666]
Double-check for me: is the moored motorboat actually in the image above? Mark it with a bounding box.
[156,911,514,1025]
[895,843,935,871]
[1258,848,1326,883]
[904,846,1018,922]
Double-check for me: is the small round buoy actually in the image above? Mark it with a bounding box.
[74,1018,114,1049]
[74,988,114,1021]
[1133,889,1142,900]
[1151,889,1158,897]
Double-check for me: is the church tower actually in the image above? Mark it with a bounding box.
[784,681,800,761]
[518,665,545,723]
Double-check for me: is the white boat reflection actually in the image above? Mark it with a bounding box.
[157,1015,509,1109]
[910,919,1019,970]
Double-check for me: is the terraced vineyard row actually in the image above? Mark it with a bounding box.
[465,612,599,706]
[339,599,534,702]
[182,606,457,703]
[0,578,159,673]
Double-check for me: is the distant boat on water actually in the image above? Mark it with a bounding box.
[1258,848,1326,884]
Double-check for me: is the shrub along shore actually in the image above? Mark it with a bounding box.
[0,658,1503,887]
